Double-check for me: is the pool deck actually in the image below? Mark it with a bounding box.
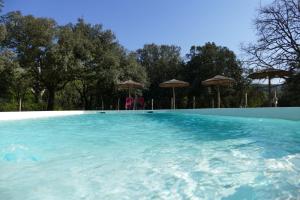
[0,107,299,121]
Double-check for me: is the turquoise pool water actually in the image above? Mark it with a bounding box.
[0,112,300,200]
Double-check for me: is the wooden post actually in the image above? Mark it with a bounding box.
[101,98,104,110]
[117,98,120,110]
[133,92,136,110]
[193,96,195,109]
[19,98,22,112]
[217,85,221,108]
[172,87,175,109]
[245,92,248,108]
[274,89,278,107]
[208,87,214,108]
[151,99,154,110]
[268,76,272,107]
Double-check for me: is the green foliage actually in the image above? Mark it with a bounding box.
[246,85,268,107]
[0,50,15,99]
[185,42,246,108]
[136,44,183,108]
[0,9,284,111]
[62,19,148,110]
[279,73,300,106]
[2,11,57,107]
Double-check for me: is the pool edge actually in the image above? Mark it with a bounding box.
[0,107,299,121]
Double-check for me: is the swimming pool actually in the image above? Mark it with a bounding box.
[0,111,300,199]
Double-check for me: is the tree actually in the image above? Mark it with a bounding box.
[68,19,121,109]
[136,44,183,108]
[279,73,300,106]
[0,50,15,100]
[243,0,300,71]
[2,11,56,106]
[12,67,31,111]
[243,0,300,107]
[40,25,78,110]
[0,50,31,111]
[0,8,254,110]
[185,42,246,108]
[2,12,80,110]
[65,19,147,110]
[118,52,148,84]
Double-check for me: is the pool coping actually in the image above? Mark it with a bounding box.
[0,107,299,121]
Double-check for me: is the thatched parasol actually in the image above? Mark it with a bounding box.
[118,80,144,97]
[202,75,235,108]
[248,68,291,79]
[159,79,189,109]
[248,68,292,106]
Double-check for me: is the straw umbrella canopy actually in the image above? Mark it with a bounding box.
[159,79,189,109]
[248,68,292,106]
[202,75,235,108]
[118,80,144,97]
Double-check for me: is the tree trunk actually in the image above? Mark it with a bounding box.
[19,97,22,112]
[32,81,43,104]
[84,96,89,110]
[268,77,272,107]
[172,87,176,109]
[245,92,248,108]
[193,96,196,109]
[217,86,221,108]
[47,88,55,111]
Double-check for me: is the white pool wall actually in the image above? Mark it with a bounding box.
[0,107,299,121]
[179,107,300,121]
[0,111,97,121]
[104,107,300,120]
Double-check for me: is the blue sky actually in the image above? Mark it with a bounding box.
[3,0,272,57]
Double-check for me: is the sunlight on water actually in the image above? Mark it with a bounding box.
[0,112,300,200]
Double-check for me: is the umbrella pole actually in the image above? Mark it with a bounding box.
[133,91,136,110]
[245,92,248,108]
[172,87,176,109]
[151,99,154,110]
[193,96,195,109]
[217,85,221,108]
[274,88,278,107]
[268,76,272,107]
[19,97,22,112]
